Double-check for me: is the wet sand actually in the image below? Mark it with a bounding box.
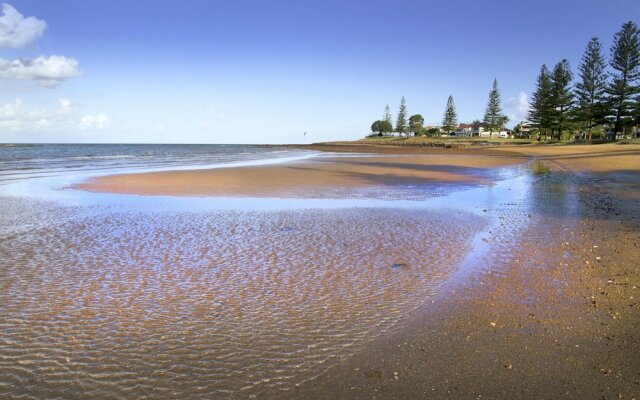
[3,149,529,399]
[0,200,487,398]
[505,142,640,172]
[76,154,525,198]
[276,142,640,399]
[75,142,640,399]
[4,142,640,399]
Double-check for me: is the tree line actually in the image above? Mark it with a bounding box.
[528,21,639,140]
[371,74,510,136]
[371,21,639,141]
[371,82,509,138]
[370,97,429,136]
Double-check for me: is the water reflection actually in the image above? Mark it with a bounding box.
[0,165,535,399]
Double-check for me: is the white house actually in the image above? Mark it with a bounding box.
[454,123,474,137]
[452,122,513,138]
[478,126,512,138]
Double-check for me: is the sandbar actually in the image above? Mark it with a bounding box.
[76,153,526,197]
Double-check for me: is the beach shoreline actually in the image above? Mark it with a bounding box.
[75,141,640,197]
[74,152,527,198]
[269,142,640,399]
[73,141,640,398]
[3,142,639,398]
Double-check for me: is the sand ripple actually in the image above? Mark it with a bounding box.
[0,198,484,398]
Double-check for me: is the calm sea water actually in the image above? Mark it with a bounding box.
[0,143,534,399]
[0,143,314,185]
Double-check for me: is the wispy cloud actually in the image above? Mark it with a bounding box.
[0,97,109,131]
[504,92,529,123]
[58,97,74,112]
[0,3,46,48]
[0,98,59,130]
[80,113,110,130]
[0,98,22,121]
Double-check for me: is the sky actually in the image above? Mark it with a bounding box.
[0,0,638,144]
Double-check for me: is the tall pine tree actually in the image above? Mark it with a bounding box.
[607,21,640,136]
[383,105,392,125]
[528,65,553,140]
[550,59,574,140]
[441,95,457,134]
[575,37,609,140]
[395,97,407,134]
[483,79,506,136]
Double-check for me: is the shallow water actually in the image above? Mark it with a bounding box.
[0,148,534,399]
[0,144,316,184]
[1,199,486,398]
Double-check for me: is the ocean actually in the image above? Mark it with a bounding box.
[0,143,315,185]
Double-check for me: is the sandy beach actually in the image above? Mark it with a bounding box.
[77,153,526,198]
[275,142,640,399]
[4,3,639,399]
[3,142,639,399]
[73,142,640,398]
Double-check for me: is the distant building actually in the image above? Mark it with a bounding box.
[520,122,533,133]
[478,126,511,138]
[454,122,512,138]
[454,123,473,137]
[513,122,532,138]
[390,131,414,137]
[455,122,487,137]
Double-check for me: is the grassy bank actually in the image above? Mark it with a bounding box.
[310,136,640,150]
[320,136,535,148]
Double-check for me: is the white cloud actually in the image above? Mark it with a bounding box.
[0,55,81,87]
[0,98,21,119]
[0,5,80,88]
[80,113,110,130]
[0,97,109,132]
[58,97,73,112]
[505,92,529,123]
[0,98,61,130]
[0,3,46,48]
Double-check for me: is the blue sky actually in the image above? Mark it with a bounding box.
[0,0,638,144]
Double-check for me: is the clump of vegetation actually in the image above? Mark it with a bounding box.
[529,21,640,140]
[530,160,552,175]
[618,137,640,144]
[367,21,639,143]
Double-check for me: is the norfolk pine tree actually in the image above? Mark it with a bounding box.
[374,105,393,136]
[483,79,506,137]
[528,65,553,140]
[395,97,408,134]
[441,95,457,134]
[550,59,574,140]
[575,37,609,141]
[383,105,393,125]
[607,21,640,136]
